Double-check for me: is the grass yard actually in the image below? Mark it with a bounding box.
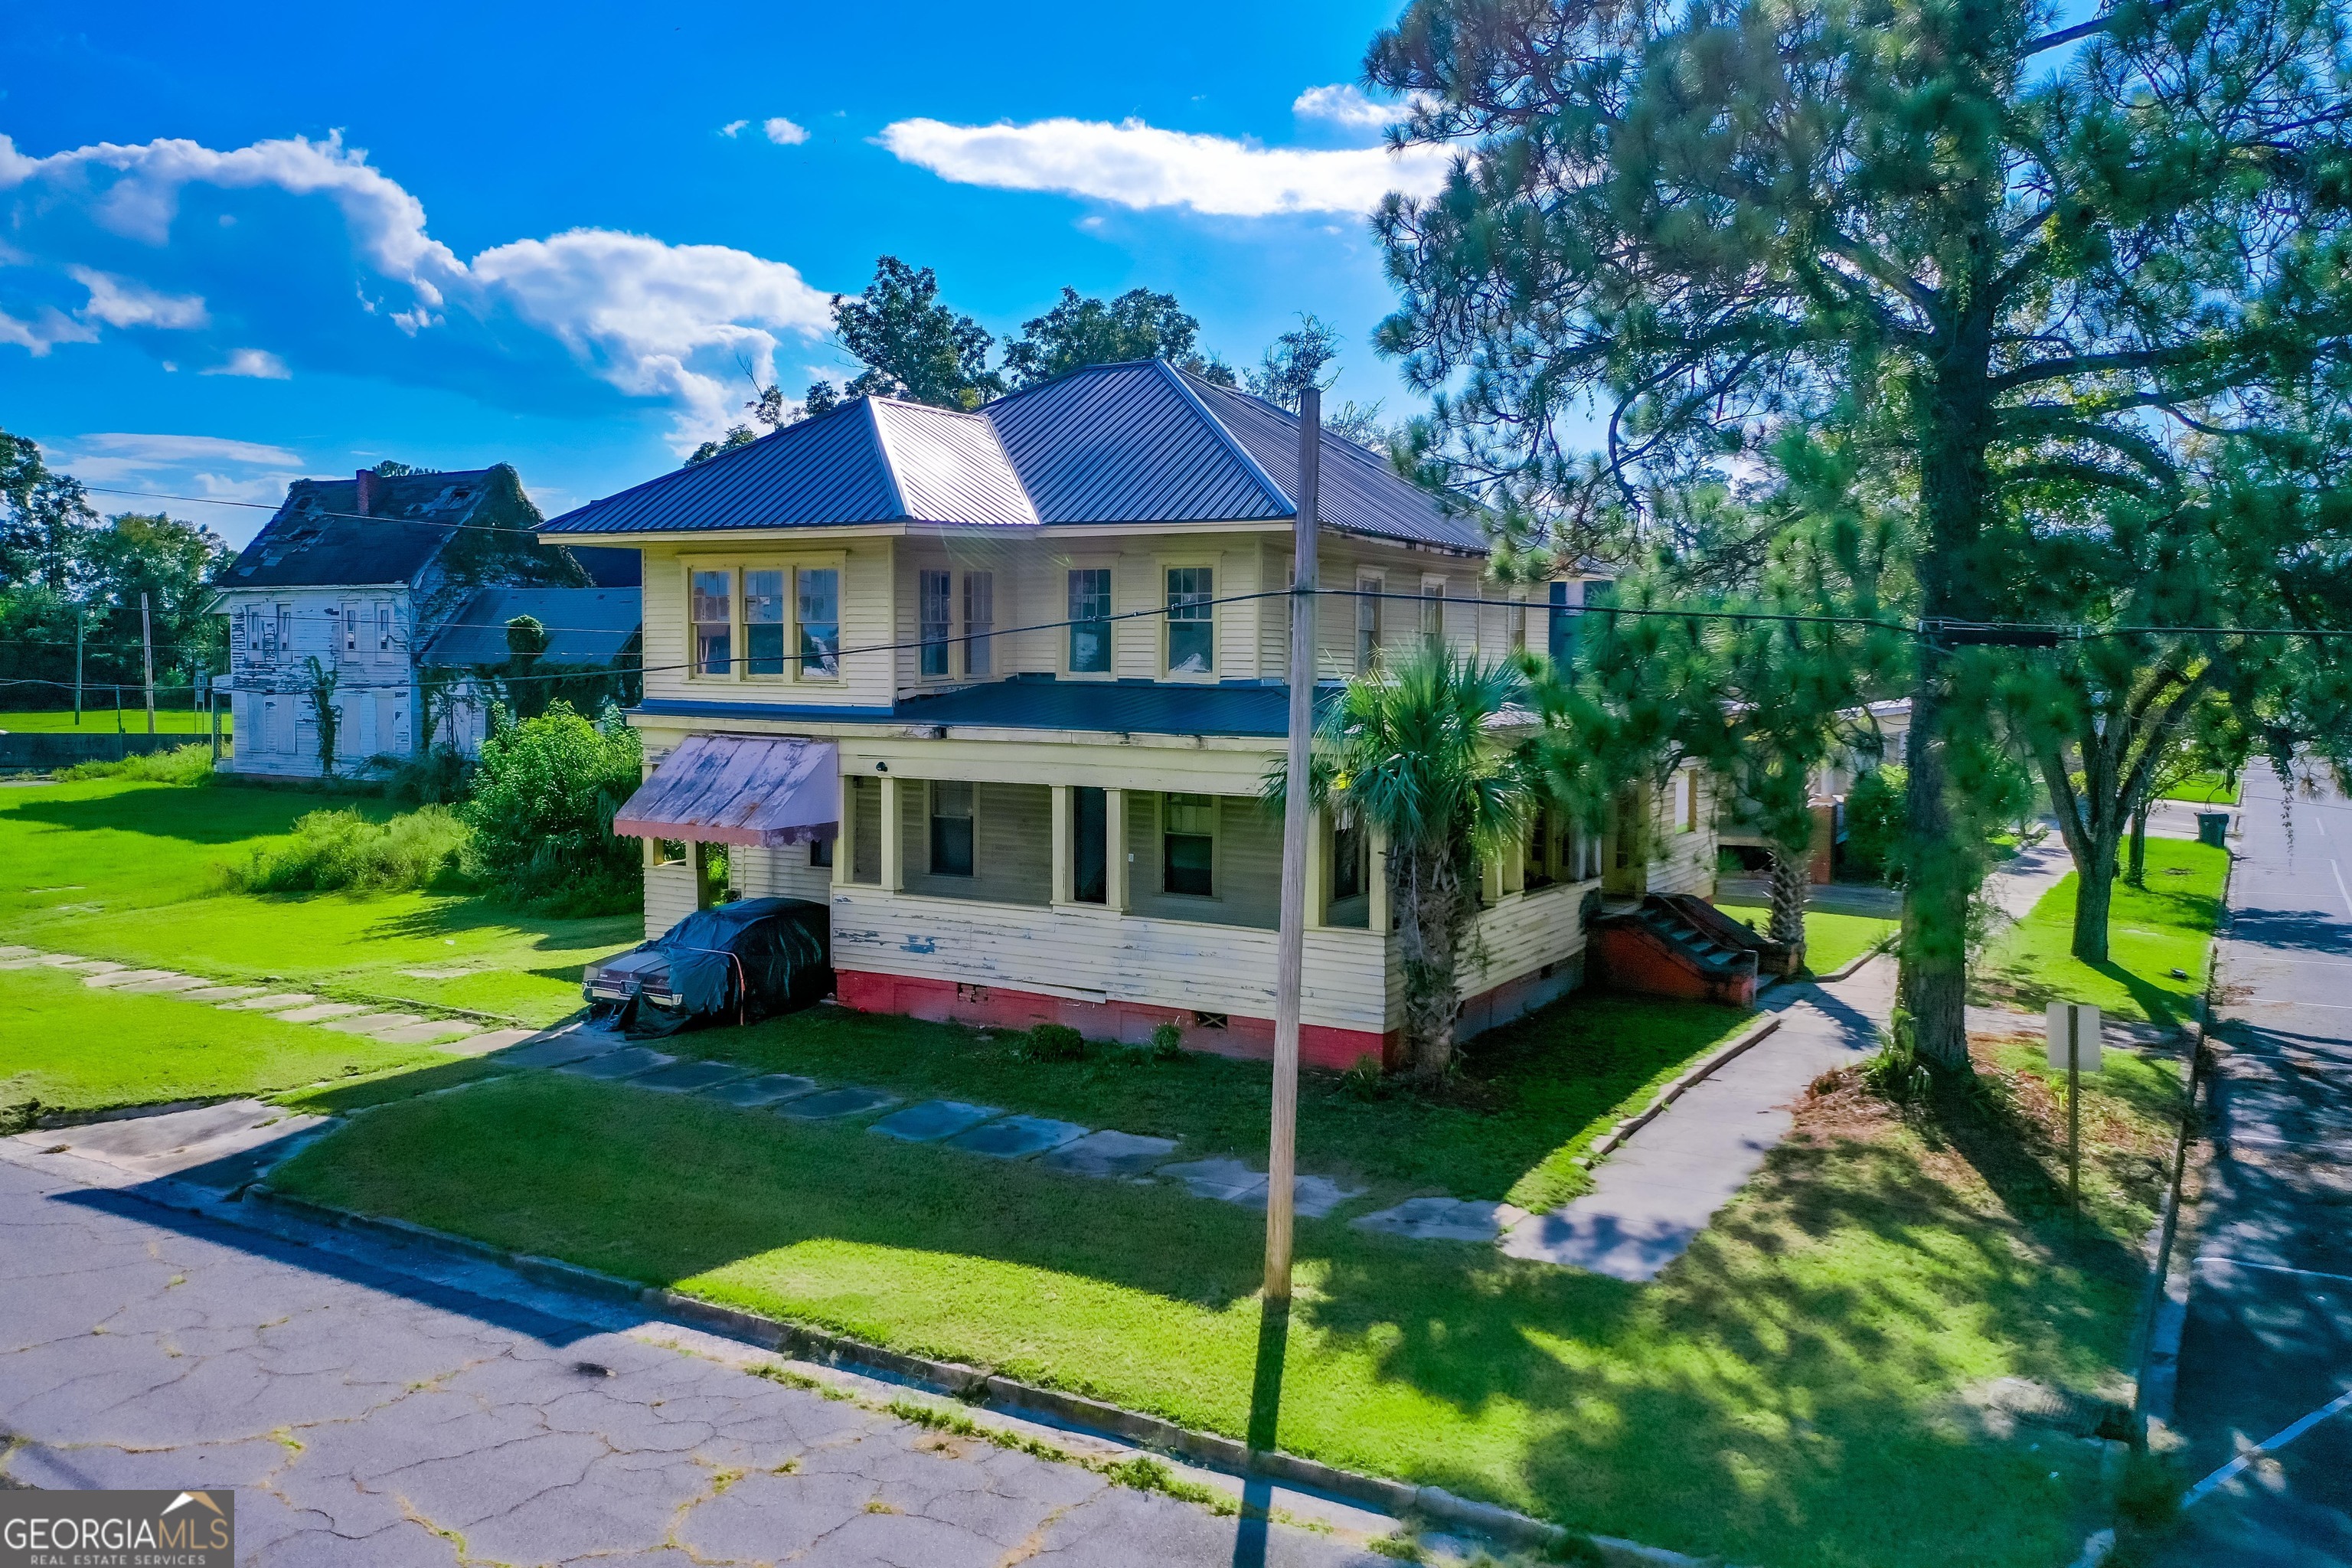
[273,1033,2184,1568]
[1717,902,1899,976]
[2161,772,2239,805]
[0,777,635,1025]
[0,963,460,1124]
[1973,836,2226,1026]
[651,991,1749,1210]
[0,707,227,733]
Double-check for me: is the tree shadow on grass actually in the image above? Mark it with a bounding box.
[3,786,338,847]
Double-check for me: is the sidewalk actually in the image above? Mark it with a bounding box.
[1503,958,1896,1279]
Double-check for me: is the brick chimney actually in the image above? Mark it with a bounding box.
[353,469,376,516]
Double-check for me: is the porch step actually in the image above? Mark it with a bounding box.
[1592,895,1762,1007]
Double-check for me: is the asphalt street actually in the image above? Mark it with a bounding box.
[2155,767,2352,1564]
[0,1150,1398,1566]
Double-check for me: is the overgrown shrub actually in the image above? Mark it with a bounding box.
[1148,1021,1187,1061]
[54,743,214,786]
[2114,1449,2186,1530]
[219,806,471,894]
[459,701,642,914]
[1018,1022,1087,1062]
[383,743,472,805]
[1842,764,1908,884]
[1862,1006,1933,1106]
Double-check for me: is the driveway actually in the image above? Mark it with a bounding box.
[0,1150,1395,1566]
[2153,767,2352,1563]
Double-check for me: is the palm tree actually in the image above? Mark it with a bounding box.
[1274,645,1539,1081]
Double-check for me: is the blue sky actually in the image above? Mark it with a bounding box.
[1,0,1442,546]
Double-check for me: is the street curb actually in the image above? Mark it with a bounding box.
[1811,942,1894,985]
[1577,1014,1784,1168]
[237,1182,1713,1566]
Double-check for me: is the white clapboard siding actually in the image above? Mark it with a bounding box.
[737,844,833,902]
[1647,769,1720,897]
[830,889,1393,1033]
[1460,880,1593,995]
[645,863,698,940]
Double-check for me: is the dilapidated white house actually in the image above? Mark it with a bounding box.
[213,466,634,779]
[544,362,1718,1068]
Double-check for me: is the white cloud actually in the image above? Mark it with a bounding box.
[764,117,808,146]
[204,348,291,378]
[73,432,302,467]
[0,131,838,449]
[877,116,1450,217]
[719,119,749,138]
[68,266,209,329]
[1292,83,1423,133]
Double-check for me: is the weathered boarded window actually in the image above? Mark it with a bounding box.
[1165,567,1214,674]
[744,570,786,675]
[377,603,392,652]
[1354,577,1381,672]
[1419,577,1446,649]
[692,570,733,675]
[798,567,840,678]
[920,570,952,678]
[929,781,975,877]
[962,571,994,676]
[1509,597,1527,653]
[1163,793,1214,897]
[341,602,358,652]
[1068,569,1112,673]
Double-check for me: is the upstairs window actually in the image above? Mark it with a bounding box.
[341,603,358,652]
[1165,566,1214,674]
[743,569,786,675]
[1068,568,1112,673]
[273,606,290,656]
[1163,793,1215,897]
[1354,577,1382,672]
[377,603,392,652]
[920,569,952,678]
[797,567,840,678]
[1419,577,1446,650]
[962,571,994,676]
[929,780,975,877]
[692,570,733,675]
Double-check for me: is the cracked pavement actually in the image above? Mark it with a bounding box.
[0,1156,1392,1566]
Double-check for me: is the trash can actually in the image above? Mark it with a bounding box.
[2196,811,2230,848]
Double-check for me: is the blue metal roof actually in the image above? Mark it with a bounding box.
[633,680,1340,739]
[544,361,1487,554]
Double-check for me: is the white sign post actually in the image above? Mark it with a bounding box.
[2047,1002,2102,1218]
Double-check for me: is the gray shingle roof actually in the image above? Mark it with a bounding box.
[219,469,508,589]
[413,586,642,666]
[543,360,1486,553]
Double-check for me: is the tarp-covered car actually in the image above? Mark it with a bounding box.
[583,897,831,1037]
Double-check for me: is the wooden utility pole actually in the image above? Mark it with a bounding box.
[1265,387,1321,1305]
[139,592,156,736]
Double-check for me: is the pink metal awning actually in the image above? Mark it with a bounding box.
[613,734,838,846]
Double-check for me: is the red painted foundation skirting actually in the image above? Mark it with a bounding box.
[835,958,1587,1073]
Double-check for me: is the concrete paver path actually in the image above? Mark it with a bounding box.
[0,1145,1395,1566]
[1504,960,1896,1279]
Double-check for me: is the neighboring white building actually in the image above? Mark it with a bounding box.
[212,466,628,779]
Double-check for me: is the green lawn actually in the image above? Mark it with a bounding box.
[2161,772,2239,805]
[273,1050,2179,1568]
[0,963,460,1122]
[1973,837,2227,1025]
[0,707,227,733]
[1717,903,1899,976]
[652,991,1749,1211]
[0,777,635,1025]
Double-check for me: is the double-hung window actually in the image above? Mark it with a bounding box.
[797,567,840,678]
[377,603,392,652]
[1163,793,1215,897]
[743,570,786,675]
[691,570,733,675]
[341,602,358,652]
[1508,596,1527,654]
[1068,568,1112,674]
[919,570,952,678]
[1165,566,1214,675]
[273,606,290,657]
[962,571,994,676]
[1354,576,1382,672]
[929,781,975,877]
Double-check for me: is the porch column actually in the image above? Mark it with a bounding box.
[878,774,905,892]
[1103,788,1131,911]
[1050,784,1076,905]
[1481,851,1504,906]
[1367,825,1390,933]
[1305,805,1329,927]
[832,769,854,888]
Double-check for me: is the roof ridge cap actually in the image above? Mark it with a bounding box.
[1151,359,1294,516]
[861,398,911,521]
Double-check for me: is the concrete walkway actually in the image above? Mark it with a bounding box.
[1501,959,1896,1279]
[1984,822,2078,921]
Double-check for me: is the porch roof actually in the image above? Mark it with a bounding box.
[613,733,838,846]
[631,680,1345,739]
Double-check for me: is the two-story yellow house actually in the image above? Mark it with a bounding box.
[543,360,1715,1070]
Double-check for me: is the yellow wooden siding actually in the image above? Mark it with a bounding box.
[645,863,697,940]
[1461,880,1592,995]
[737,844,833,902]
[1122,789,1282,929]
[638,539,896,707]
[897,779,1052,904]
[830,890,1393,1032]
[1648,768,1719,897]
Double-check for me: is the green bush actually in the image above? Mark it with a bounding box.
[459,701,642,914]
[1148,1021,1187,1061]
[384,743,472,805]
[220,805,471,894]
[1019,1022,1088,1062]
[1843,764,1908,884]
[54,743,214,786]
